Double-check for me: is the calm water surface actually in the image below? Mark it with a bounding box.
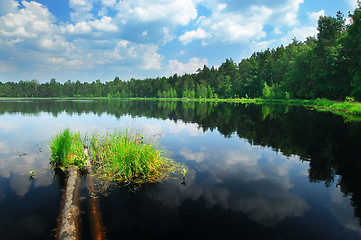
[0,99,361,240]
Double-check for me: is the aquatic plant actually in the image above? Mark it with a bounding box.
[49,128,87,171]
[49,128,184,190]
[89,129,183,189]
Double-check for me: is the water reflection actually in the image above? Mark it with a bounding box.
[0,99,361,239]
[169,142,310,227]
[331,187,361,234]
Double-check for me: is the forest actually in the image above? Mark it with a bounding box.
[1,4,361,101]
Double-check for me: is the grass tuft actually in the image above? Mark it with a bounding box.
[49,128,185,190]
[49,128,87,171]
[88,129,183,190]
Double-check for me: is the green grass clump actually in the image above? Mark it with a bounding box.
[49,128,87,171]
[89,129,182,188]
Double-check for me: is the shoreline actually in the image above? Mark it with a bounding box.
[1,97,360,121]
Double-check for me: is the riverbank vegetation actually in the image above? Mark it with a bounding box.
[49,128,183,188]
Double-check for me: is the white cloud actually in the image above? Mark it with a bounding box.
[273,27,282,35]
[0,1,53,38]
[157,144,310,227]
[141,45,163,70]
[88,16,118,32]
[210,16,266,42]
[194,0,304,45]
[62,16,117,35]
[197,5,270,44]
[101,0,116,7]
[69,0,93,22]
[168,121,203,136]
[179,27,209,44]
[63,21,92,34]
[281,26,318,44]
[168,57,208,75]
[276,0,304,27]
[115,0,200,26]
[308,10,325,23]
[162,27,175,44]
[180,147,209,163]
[346,0,359,9]
[331,187,361,234]
[0,0,19,15]
[70,0,88,6]
[0,0,71,53]
[92,40,163,70]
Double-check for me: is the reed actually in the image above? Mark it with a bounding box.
[49,128,87,171]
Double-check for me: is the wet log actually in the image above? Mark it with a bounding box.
[59,165,80,240]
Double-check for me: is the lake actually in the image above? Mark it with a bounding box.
[0,99,361,240]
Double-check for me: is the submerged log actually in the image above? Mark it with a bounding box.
[84,148,106,240]
[59,165,80,240]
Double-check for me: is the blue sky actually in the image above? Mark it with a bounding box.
[0,0,358,83]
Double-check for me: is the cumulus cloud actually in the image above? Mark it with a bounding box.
[115,0,200,26]
[62,21,92,35]
[281,26,318,44]
[101,0,116,7]
[88,16,118,32]
[62,16,117,35]
[168,57,208,75]
[308,10,325,22]
[141,45,163,70]
[0,1,53,38]
[273,0,304,27]
[0,0,19,15]
[196,4,270,44]
[179,27,209,44]
[190,0,305,45]
[0,0,71,53]
[69,0,93,22]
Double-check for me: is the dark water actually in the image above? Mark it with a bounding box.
[0,99,361,240]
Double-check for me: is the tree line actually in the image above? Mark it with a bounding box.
[1,4,361,101]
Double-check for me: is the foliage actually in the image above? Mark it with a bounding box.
[262,82,274,99]
[89,129,183,189]
[49,128,87,171]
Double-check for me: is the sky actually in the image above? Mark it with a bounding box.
[0,0,359,83]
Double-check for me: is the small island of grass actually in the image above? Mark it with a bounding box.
[49,128,184,190]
